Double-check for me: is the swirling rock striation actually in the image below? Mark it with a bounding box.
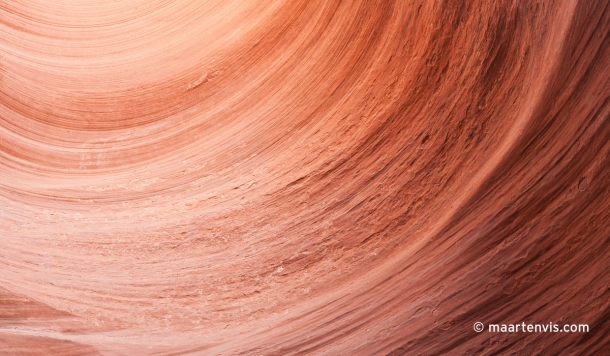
[1,0,609,354]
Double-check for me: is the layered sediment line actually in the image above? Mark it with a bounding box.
[1,0,609,354]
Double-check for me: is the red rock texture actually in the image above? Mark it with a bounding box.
[1,0,609,355]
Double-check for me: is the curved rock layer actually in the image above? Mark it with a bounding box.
[1,0,609,354]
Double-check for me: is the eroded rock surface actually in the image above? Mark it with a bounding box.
[1,0,609,354]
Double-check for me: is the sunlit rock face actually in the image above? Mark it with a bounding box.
[1,1,609,354]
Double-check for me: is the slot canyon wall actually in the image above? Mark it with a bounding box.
[1,0,609,355]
